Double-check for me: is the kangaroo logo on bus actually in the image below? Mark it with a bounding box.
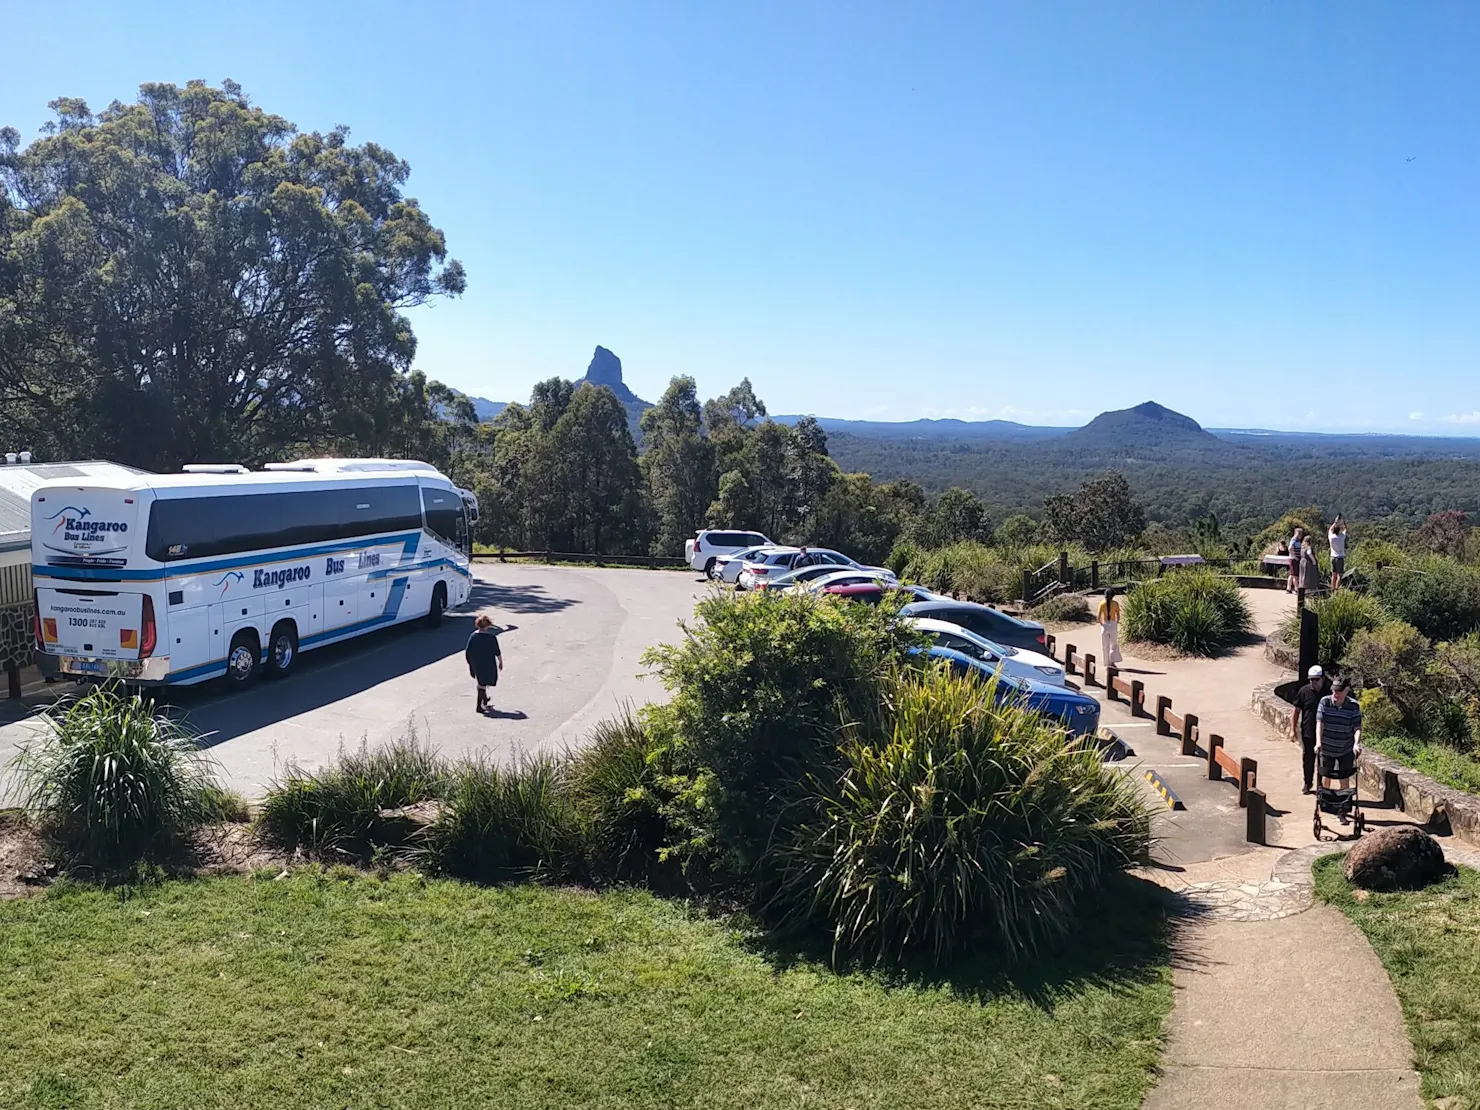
[213,571,245,597]
[47,505,90,534]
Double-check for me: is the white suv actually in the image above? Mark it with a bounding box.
[686,529,772,576]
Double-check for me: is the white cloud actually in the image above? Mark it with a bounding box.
[1439,412,1480,425]
[1409,412,1424,421]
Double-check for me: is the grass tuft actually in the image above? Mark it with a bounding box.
[258,729,446,851]
[7,685,221,866]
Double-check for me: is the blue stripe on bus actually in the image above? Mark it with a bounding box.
[34,533,425,582]
[300,576,410,647]
[166,660,229,684]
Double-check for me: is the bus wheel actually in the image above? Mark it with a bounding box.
[426,582,447,627]
[264,622,298,680]
[225,631,260,687]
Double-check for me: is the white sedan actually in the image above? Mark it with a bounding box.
[907,617,1067,686]
[798,568,899,593]
[711,545,780,584]
[734,546,803,590]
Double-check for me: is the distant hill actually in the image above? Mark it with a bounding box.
[469,396,506,421]
[774,415,1068,441]
[1065,401,1222,448]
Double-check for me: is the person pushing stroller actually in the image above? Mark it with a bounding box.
[1315,676,1363,825]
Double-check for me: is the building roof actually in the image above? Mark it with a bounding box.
[0,461,147,544]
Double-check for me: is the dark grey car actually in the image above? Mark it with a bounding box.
[898,600,1047,654]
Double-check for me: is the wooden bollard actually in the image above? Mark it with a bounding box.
[1181,712,1199,757]
[1155,695,1172,736]
[1246,788,1267,844]
[1084,653,1097,687]
[1106,665,1120,700]
[1064,644,1077,675]
[1131,679,1146,717]
[1239,757,1257,808]
[1207,734,1224,781]
[1045,632,1056,657]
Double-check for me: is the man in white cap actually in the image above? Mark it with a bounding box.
[1290,664,1328,794]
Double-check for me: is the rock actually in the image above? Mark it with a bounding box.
[15,860,58,885]
[1343,826,1451,891]
[376,801,443,842]
[580,346,652,436]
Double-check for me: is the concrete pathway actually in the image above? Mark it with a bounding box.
[1052,589,1431,1109]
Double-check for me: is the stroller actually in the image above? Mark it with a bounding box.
[1312,751,1367,841]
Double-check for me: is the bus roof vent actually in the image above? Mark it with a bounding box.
[182,464,249,475]
[261,462,319,472]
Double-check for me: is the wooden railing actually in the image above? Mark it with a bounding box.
[1053,638,1266,844]
[474,550,688,569]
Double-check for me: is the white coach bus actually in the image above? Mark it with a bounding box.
[30,459,475,687]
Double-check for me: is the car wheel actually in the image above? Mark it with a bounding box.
[225,630,261,688]
[703,557,718,578]
[264,621,298,679]
[426,582,447,627]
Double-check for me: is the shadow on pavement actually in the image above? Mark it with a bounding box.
[163,580,574,749]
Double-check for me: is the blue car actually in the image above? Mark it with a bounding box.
[920,645,1101,738]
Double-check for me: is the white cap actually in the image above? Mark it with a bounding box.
[1308,664,1324,678]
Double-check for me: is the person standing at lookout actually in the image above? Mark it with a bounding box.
[1300,538,1322,595]
[1287,528,1305,593]
[465,614,504,715]
[1291,664,1327,794]
[1098,589,1123,667]
[1329,516,1348,591]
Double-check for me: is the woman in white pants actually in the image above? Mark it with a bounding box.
[1098,589,1123,667]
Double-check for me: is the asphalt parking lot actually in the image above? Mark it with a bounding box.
[0,564,708,798]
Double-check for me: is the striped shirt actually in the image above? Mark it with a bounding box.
[1317,695,1362,756]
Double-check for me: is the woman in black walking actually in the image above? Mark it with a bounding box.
[465,614,503,714]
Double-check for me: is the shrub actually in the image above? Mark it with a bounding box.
[259,732,446,849]
[8,686,220,865]
[1342,621,1430,693]
[1120,569,1252,655]
[422,753,581,883]
[567,707,679,884]
[1369,555,1480,642]
[906,542,1018,602]
[885,540,923,579]
[642,588,918,876]
[1033,593,1092,623]
[1307,590,1388,670]
[767,666,1151,965]
[1359,688,1404,738]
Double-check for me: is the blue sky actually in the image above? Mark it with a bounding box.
[5,2,1478,432]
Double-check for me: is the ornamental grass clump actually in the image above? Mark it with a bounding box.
[258,732,447,850]
[1121,569,1252,656]
[768,666,1151,966]
[9,685,220,866]
[422,752,582,883]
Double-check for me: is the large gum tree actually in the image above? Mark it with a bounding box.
[0,80,465,469]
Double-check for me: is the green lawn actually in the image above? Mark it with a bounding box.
[1365,733,1480,796]
[0,870,1171,1110]
[1316,856,1480,1105]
